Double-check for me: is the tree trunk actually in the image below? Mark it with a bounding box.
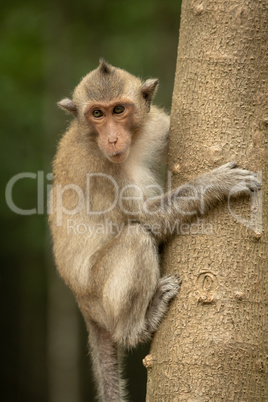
[145,0,267,400]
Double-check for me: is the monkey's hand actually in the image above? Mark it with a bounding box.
[137,162,261,242]
[205,161,262,198]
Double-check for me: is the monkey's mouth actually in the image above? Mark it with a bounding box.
[107,147,129,163]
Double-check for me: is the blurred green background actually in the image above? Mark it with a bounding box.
[1,0,181,401]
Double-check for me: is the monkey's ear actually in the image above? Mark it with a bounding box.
[98,58,112,74]
[141,79,159,112]
[57,98,78,116]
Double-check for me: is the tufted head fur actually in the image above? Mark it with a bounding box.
[57,59,159,117]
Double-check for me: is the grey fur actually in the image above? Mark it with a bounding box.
[49,62,261,401]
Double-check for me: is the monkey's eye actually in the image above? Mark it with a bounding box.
[92,110,103,118]
[113,105,125,114]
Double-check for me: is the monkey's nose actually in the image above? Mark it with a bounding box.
[108,136,118,145]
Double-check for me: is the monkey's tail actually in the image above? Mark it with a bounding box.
[88,322,127,402]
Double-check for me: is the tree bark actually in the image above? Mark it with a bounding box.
[145,0,267,400]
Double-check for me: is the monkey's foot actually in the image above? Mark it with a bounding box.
[145,274,181,335]
[157,274,181,303]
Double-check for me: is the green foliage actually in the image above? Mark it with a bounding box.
[1,1,181,400]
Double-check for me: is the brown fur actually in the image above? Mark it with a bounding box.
[49,60,261,401]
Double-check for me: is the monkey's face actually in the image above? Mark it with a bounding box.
[85,100,139,163]
[58,61,159,163]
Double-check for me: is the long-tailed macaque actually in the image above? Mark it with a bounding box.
[49,59,261,401]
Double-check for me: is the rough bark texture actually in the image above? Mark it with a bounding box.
[145,1,267,400]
